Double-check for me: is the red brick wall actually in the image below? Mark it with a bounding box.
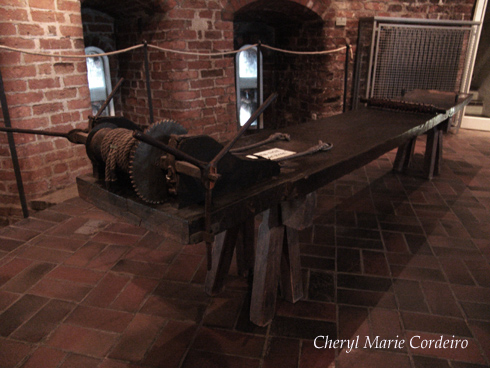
[114,2,237,141]
[0,0,477,224]
[112,0,476,131]
[0,0,92,224]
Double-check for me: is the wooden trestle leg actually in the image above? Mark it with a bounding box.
[424,124,444,179]
[250,205,285,326]
[235,218,255,277]
[250,192,316,326]
[280,226,303,303]
[279,192,316,303]
[204,225,241,296]
[204,218,254,296]
[205,192,316,326]
[393,138,416,172]
[394,119,448,180]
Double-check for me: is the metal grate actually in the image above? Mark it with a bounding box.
[353,18,479,102]
[370,24,471,99]
[352,18,480,130]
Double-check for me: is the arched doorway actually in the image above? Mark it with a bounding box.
[236,45,263,128]
[85,46,115,116]
[233,1,328,129]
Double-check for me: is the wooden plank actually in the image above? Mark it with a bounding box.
[434,125,444,176]
[235,218,255,277]
[393,138,416,172]
[204,226,240,296]
[250,206,284,326]
[424,126,439,180]
[175,160,201,178]
[281,192,316,230]
[280,226,303,303]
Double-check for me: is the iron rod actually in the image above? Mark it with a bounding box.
[343,44,351,112]
[352,22,364,110]
[257,41,262,128]
[0,68,29,218]
[204,187,213,270]
[209,92,278,168]
[93,77,124,120]
[0,126,70,138]
[230,132,290,154]
[203,92,277,269]
[143,41,154,125]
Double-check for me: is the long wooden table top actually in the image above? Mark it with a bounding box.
[77,91,472,244]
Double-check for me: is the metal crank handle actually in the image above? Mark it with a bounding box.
[0,126,88,144]
[230,132,291,154]
[274,140,333,162]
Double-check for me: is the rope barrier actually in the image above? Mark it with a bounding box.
[261,44,347,55]
[0,44,144,59]
[0,42,350,59]
[147,43,257,56]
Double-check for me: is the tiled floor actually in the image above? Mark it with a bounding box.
[1,129,490,368]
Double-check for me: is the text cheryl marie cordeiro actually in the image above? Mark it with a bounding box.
[314,335,468,353]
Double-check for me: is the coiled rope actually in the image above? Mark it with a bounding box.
[99,128,137,181]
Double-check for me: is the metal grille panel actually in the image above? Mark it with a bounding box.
[371,25,471,98]
[352,18,480,130]
[355,18,479,102]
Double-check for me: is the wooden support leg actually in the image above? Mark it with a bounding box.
[279,192,315,303]
[204,225,240,296]
[249,193,315,326]
[280,226,303,303]
[424,126,442,180]
[393,138,416,172]
[434,128,443,176]
[281,192,317,229]
[235,218,255,277]
[250,206,284,326]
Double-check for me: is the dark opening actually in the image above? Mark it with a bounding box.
[234,0,327,129]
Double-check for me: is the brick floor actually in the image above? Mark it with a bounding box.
[0,129,489,367]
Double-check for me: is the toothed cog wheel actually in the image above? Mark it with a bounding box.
[129,120,187,204]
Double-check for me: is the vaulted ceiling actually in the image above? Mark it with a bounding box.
[80,0,164,19]
[234,0,323,27]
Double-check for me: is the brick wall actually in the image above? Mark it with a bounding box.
[110,0,476,131]
[0,0,92,224]
[113,2,238,141]
[0,0,477,224]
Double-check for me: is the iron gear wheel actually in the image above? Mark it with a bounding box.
[129,119,187,204]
